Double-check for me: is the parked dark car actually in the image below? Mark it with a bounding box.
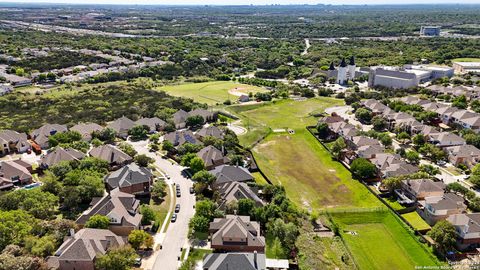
[176,191,181,198]
[171,214,177,222]
[175,204,180,213]
[189,187,195,194]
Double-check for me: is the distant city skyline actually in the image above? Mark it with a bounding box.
[1,0,480,5]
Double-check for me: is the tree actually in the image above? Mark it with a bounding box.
[470,174,480,189]
[95,246,137,270]
[330,137,346,160]
[24,235,56,257]
[238,199,255,216]
[350,158,377,180]
[377,133,392,147]
[185,115,204,127]
[372,116,387,131]
[268,218,299,251]
[405,150,420,164]
[397,132,410,144]
[0,189,58,219]
[412,134,426,146]
[140,205,156,225]
[189,215,210,233]
[41,171,62,195]
[93,128,116,144]
[162,140,175,152]
[316,122,329,139]
[428,220,457,254]
[355,108,373,123]
[0,210,35,251]
[189,157,205,174]
[192,170,216,186]
[118,142,137,158]
[49,161,73,178]
[151,180,167,202]
[128,125,149,141]
[135,154,154,167]
[452,95,467,109]
[85,215,110,229]
[128,229,153,250]
[419,164,440,176]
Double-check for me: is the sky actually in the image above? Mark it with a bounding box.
[1,0,480,5]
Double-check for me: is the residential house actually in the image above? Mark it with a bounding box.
[164,130,199,147]
[448,213,480,250]
[418,193,466,225]
[348,136,381,151]
[189,108,216,123]
[76,188,142,236]
[0,130,31,155]
[173,109,189,129]
[444,145,480,168]
[218,182,264,209]
[89,145,132,168]
[327,121,358,139]
[401,179,445,200]
[370,153,418,178]
[196,125,224,141]
[203,253,267,270]
[356,144,385,159]
[238,95,250,103]
[197,145,230,170]
[46,228,126,270]
[361,99,391,115]
[70,123,104,141]
[433,106,459,125]
[209,165,254,187]
[40,147,85,169]
[135,117,166,133]
[427,132,466,148]
[107,116,135,139]
[460,116,480,132]
[0,177,13,191]
[31,124,68,149]
[209,215,265,252]
[0,159,33,185]
[104,163,153,195]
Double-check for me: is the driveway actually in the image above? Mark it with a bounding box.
[129,140,196,270]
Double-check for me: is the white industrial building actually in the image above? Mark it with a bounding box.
[368,65,454,89]
[453,62,480,74]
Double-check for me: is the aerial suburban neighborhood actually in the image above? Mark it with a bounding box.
[1,2,480,270]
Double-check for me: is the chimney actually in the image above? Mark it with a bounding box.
[254,251,258,269]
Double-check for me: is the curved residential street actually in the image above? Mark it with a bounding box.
[129,140,196,270]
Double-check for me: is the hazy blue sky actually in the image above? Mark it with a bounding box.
[1,0,479,5]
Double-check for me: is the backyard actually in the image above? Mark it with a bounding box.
[333,211,440,270]
[157,81,268,106]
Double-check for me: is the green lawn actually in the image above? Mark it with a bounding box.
[252,172,270,185]
[452,58,480,62]
[385,196,406,211]
[157,81,268,106]
[333,211,440,270]
[401,212,431,231]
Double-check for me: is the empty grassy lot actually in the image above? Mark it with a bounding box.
[452,58,480,62]
[157,81,268,106]
[333,211,440,270]
[401,211,431,231]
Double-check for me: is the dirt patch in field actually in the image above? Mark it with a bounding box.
[228,87,251,97]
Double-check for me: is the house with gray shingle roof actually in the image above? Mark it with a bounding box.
[0,130,31,154]
[104,163,153,195]
[209,165,254,187]
[136,117,166,133]
[218,182,264,209]
[427,132,466,148]
[419,193,466,226]
[89,144,132,168]
[445,144,480,168]
[448,213,480,251]
[40,147,85,169]
[172,109,189,129]
[47,228,126,270]
[401,179,445,200]
[203,252,267,270]
[197,145,230,170]
[70,123,104,141]
[107,116,135,139]
[164,130,199,147]
[0,159,32,185]
[209,215,265,252]
[76,188,142,236]
[196,125,224,141]
[31,124,68,149]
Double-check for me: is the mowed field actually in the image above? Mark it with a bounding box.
[333,211,440,270]
[157,81,268,106]
[228,98,380,209]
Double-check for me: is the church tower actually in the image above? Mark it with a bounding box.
[337,58,347,85]
[347,56,356,80]
[328,61,336,78]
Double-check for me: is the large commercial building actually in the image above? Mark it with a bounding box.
[368,65,454,89]
[420,26,441,36]
[453,62,480,74]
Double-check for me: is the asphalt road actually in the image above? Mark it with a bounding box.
[130,140,196,270]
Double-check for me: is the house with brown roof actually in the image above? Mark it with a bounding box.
[107,116,135,139]
[189,108,216,122]
[427,132,466,148]
[89,145,132,168]
[0,177,14,191]
[172,109,189,129]
[47,228,126,270]
[209,215,265,252]
[209,165,254,187]
[164,130,199,147]
[348,136,382,150]
[0,130,31,155]
[136,117,166,133]
[370,153,418,178]
[0,159,33,185]
[448,213,480,251]
[356,144,385,159]
[40,147,85,169]
[70,123,104,141]
[217,182,265,209]
[76,188,142,236]
[445,144,480,168]
[401,179,445,201]
[31,124,68,149]
[418,193,466,226]
[104,163,153,195]
[196,125,224,141]
[197,145,230,170]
